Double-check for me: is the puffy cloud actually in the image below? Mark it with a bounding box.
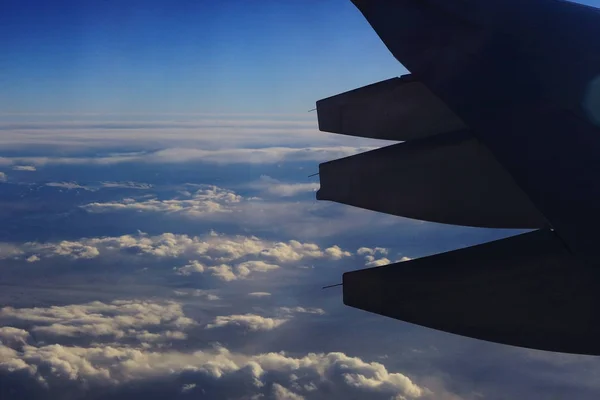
[2,230,350,284]
[8,232,349,271]
[0,300,194,341]
[236,261,280,277]
[0,172,6,182]
[324,245,352,260]
[365,258,391,267]
[205,314,288,331]
[357,247,389,256]
[248,292,271,297]
[0,294,446,399]
[273,383,305,400]
[278,307,326,316]
[358,247,393,267]
[0,327,29,346]
[180,260,281,282]
[11,165,36,171]
[0,343,428,399]
[82,185,241,216]
[207,264,238,282]
[205,306,326,333]
[175,260,206,276]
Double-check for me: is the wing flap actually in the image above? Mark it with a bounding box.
[317,130,545,229]
[343,229,600,355]
[316,75,466,141]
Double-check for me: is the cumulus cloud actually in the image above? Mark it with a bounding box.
[0,295,455,399]
[205,314,288,331]
[11,165,36,171]
[175,260,206,276]
[0,300,194,342]
[0,341,429,399]
[357,247,389,256]
[273,383,305,400]
[0,327,30,346]
[365,257,391,267]
[251,175,319,197]
[358,247,393,267]
[82,185,241,216]
[278,307,326,316]
[205,306,326,332]
[3,230,351,282]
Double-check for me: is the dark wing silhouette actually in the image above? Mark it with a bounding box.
[317,0,600,355]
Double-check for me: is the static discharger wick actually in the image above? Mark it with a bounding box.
[322,283,343,290]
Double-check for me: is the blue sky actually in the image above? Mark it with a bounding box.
[1,0,403,114]
[2,1,600,399]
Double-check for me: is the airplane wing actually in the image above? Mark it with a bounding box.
[316,0,600,355]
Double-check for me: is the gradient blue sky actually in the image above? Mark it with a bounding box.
[1,0,407,114]
[4,0,600,115]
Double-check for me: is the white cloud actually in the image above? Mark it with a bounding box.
[46,181,94,191]
[0,300,194,341]
[205,314,288,331]
[358,247,392,267]
[181,383,196,393]
[273,383,305,400]
[173,289,220,301]
[207,264,238,282]
[251,175,319,197]
[0,343,428,399]
[175,260,206,276]
[11,165,36,171]
[0,327,29,346]
[248,292,271,298]
[0,294,450,399]
[357,247,388,256]
[0,146,376,167]
[0,172,6,182]
[278,307,326,316]
[100,181,152,189]
[8,231,349,269]
[365,258,391,267]
[204,306,326,333]
[82,185,241,216]
[324,245,352,260]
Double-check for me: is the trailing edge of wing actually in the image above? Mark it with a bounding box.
[316,75,466,141]
[343,229,600,355]
[317,130,545,229]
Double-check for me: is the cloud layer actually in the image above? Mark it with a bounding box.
[0,299,437,400]
[2,230,353,281]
